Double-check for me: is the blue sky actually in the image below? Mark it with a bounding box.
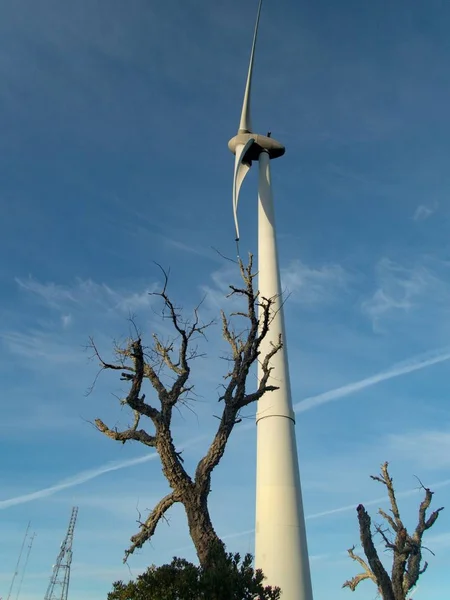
[1,0,450,598]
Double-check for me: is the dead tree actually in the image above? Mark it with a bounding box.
[343,462,444,600]
[90,255,281,569]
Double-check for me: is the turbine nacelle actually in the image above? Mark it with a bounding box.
[229,131,285,241]
[228,133,285,161]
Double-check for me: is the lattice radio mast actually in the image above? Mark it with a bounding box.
[44,507,78,600]
[7,522,30,600]
[15,532,36,600]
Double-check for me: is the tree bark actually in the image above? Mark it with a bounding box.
[184,490,225,568]
[357,504,395,600]
[91,256,282,568]
[343,463,444,599]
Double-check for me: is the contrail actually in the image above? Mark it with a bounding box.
[215,477,450,543]
[2,348,448,509]
[294,347,450,414]
[0,434,207,510]
[0,453,159,510]
[306,477,450,520]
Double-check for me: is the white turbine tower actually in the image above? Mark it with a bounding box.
[228,2,313,599]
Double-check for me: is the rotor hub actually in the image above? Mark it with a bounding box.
[228,132,285,160]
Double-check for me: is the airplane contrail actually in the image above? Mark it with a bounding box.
[0,453,159,510]
[0,434,207,510]
[1,348,448,509]
[294,347,450,414]
[215,477,450,543]
[306,477,450,520]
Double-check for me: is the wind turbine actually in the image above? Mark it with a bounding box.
[228,1,313,599]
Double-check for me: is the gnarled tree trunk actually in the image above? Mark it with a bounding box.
[90,256,281,568]
[184,491,223,567]
[343,462,444,599]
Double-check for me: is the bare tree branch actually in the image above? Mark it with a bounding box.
[344,463,444,600]
[124,492,178,562]
[404,481,444,593]
[356,504,395,600]
[379,508,398,534]
[371,462,403,531]
[92,254,283,568]
[88,335,134,372]
[374,523,396,551]
[94,417,156,447]
[194,257,282,496]
[343,546,379,592]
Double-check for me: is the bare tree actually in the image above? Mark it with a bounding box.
[89,256,281,569]
[343,462,444,600]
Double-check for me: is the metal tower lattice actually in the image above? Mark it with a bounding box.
[7,521,30,600]
[44,507,78,600]
[15,531,36,600]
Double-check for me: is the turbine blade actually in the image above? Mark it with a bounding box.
[233,139,255,240]
[238,0,263,133]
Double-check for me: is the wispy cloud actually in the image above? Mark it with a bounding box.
[361,258,443,329]
[295,346,450,414]
[201,264,243,312]
[1,403,81,434]
[61,314,73,328]
[425,531,450,550]
[15,276,158,315]
[15,278,75,307]
[281,260,349,305]
[386,429,450,469]
[164,238,219,261]
[413,202,438,221]
[1,329,84,364]
[200,259,350,314]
